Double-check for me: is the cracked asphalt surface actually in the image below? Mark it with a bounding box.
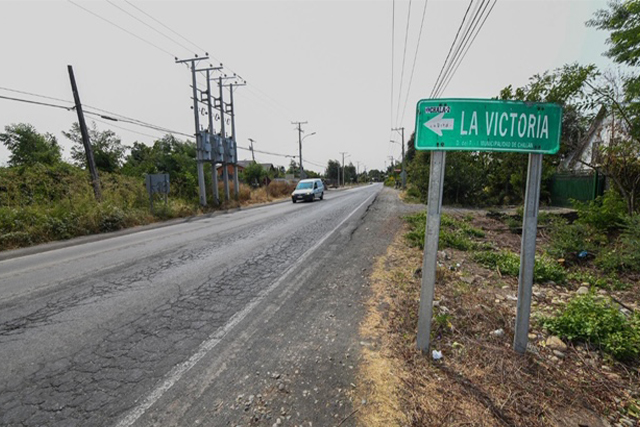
[0,184,416,426]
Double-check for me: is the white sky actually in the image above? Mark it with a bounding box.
[0,0,614,173]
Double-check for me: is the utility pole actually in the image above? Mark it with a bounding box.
[217,76,230,201]
[202,66,223,205]
[215,76,245,201]
[292,121,308,179]
[248,138,256,162]
[228,82,242,200]
[176,55,209,206]
[392,127,406,189]
[340,151,348,186]
[67,65,101,202]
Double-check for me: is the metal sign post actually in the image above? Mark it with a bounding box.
[514,153,543,353]
[414,98,562,356]
[416,151,446,352]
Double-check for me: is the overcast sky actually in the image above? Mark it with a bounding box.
[0,0,615,173]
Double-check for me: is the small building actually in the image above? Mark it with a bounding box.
[216,161,278,182]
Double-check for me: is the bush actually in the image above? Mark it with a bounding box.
[384,176,396,187]
[543,294,640,362]
[572,189,627,232]
[472,250,566,283]
[547,220,607,260]
[595,215,640,272]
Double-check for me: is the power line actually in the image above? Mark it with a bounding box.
[0,86,73,105]
[399,0,430,124]
[0,94,73,111]
[106,0,196,55]
[123,0,208,56]
[91,116,164,139]
[394,0,413,127]
[390,0,396,128]
[433,0,487,98]
[0,91,194,139]
[429,0,473,98]
[437,0,497,97]
[67,0,176,58]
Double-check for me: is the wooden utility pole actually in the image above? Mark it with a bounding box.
[68,65,101,202]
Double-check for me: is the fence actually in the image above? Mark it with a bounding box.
[550,171,606,207]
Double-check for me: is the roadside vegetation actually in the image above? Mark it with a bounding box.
[0,124,301,251]
[357,205,639,426]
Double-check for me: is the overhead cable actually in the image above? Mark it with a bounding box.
[432,0,486,97]
[399,0,430,124]
[429,0,473,98]
[67,0,176,58]
[106,0,196,55]
[437,0,498,97]
[124,0,208,56]
[394,0,413,128]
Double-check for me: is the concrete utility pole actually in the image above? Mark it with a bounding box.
[202,66,223,205]
[67,65,101,202]
[228,82,241,200]
[218,76,230,201]
[292,121,308,179]
[392,127,406,189]
[340,152,348,186]
[176,55,209,206]
[248,138,256,162]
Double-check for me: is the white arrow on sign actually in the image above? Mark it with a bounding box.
[424,113,454,136]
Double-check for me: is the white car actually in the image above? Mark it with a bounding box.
[291,178,324,203]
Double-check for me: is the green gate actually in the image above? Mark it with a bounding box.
[550,172,606,207]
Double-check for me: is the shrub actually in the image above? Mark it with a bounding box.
[472,250,566,283]
[595,214,640,272]
[547,220,607,260]
[572,189,627,232]
[384,176,396,187]
[543,294,640,362]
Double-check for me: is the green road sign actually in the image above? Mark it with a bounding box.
[414,98,562,154]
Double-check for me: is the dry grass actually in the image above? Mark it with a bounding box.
[355,216,639,427]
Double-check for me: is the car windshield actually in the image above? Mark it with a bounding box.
[296,182,313,190]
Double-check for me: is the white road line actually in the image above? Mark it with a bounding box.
[114,189,378,427]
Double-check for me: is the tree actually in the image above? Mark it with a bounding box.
[325,159,340,181]
[64,122,126,173]
[587,1,640,213]
[0,123,61,167]
[242,161,265,186]
[344,162,357,183]
[286,160,300,176]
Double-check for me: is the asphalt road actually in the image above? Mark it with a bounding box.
[0,184,416,426]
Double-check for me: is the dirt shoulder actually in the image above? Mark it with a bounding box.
[356,209,639,426]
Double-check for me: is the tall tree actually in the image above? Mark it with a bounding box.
[64,122,126,173]
[324,159,340,181]
[0,123,62,167]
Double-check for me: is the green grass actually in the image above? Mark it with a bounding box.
[472,250,566,284]
[543,294,640,362]
[404,211,485,251]
[567,270,631,291]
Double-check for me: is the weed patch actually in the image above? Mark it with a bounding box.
[472,249,566,283]
[543,294,640,362]
[404,211,485,251]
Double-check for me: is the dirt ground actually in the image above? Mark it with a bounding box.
[355,207,639,427]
